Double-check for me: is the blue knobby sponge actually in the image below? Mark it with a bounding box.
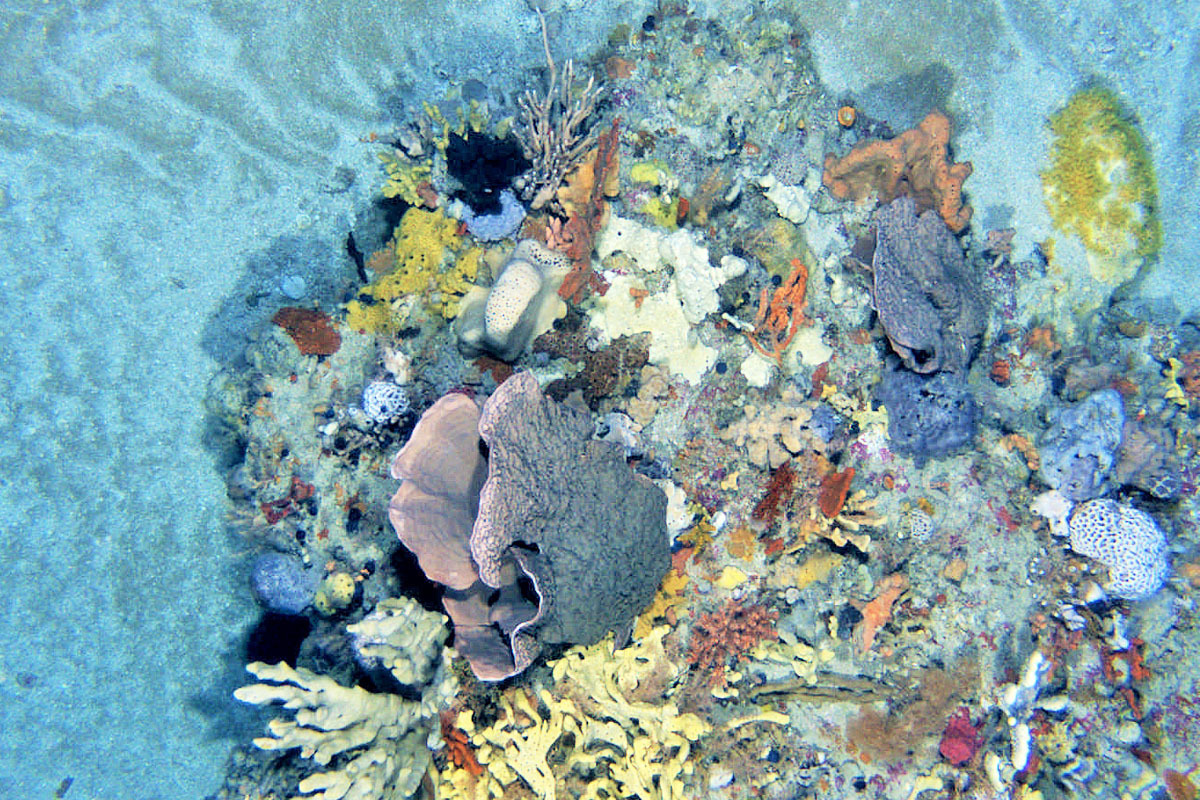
[251,552,321,615]
[1038,389,1124,501]
[463,190,526,242]
[875,362,978,466]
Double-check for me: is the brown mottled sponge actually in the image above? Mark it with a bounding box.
[534,316,649,408]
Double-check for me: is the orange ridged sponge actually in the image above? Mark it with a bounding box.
[822,110,973,233]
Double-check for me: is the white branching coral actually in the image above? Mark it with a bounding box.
[235,598,458,800]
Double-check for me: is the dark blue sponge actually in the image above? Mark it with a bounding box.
[875,363,978,466]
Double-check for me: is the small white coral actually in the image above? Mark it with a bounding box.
[1031,489,1073,538]
[595,411,643,458]
[658,228,745,324]
[759,173,811,224]
[990,650,1070,785]
[656,479,694,536]
[1067,499,1168,600]
[382,347,413,384]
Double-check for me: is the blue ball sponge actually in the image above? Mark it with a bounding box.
[875,364,978,466]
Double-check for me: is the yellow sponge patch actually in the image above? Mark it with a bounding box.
[380,153,432,207]
[431,246,482,319]
[344,207,466,333]
[1041,88,1161,284]
[313,572,356,616]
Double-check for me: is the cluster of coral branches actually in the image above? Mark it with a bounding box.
[546,119,620,303]
[512,9,616,305]
[686,600,779,686]
[745,259,810,364]
[516,10,603,210]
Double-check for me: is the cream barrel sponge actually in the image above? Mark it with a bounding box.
[455,239,571,361]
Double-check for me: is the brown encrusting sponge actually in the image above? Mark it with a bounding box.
[270,306,341,356]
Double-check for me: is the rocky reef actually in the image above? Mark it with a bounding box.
[211,7,1200,800]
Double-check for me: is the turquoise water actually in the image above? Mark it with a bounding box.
[0,1,1196,798]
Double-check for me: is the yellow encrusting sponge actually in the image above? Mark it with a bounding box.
[1041,87,1161,285]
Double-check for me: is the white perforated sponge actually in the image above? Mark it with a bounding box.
[1067,499,1168,599]
[484,241,570,342]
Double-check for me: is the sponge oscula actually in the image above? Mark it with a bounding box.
[455,239,571,361]
[485,260,543,338]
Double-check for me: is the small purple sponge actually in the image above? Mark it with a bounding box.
[251,552,320,615]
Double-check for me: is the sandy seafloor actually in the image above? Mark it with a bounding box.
[0,1,1197,799]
